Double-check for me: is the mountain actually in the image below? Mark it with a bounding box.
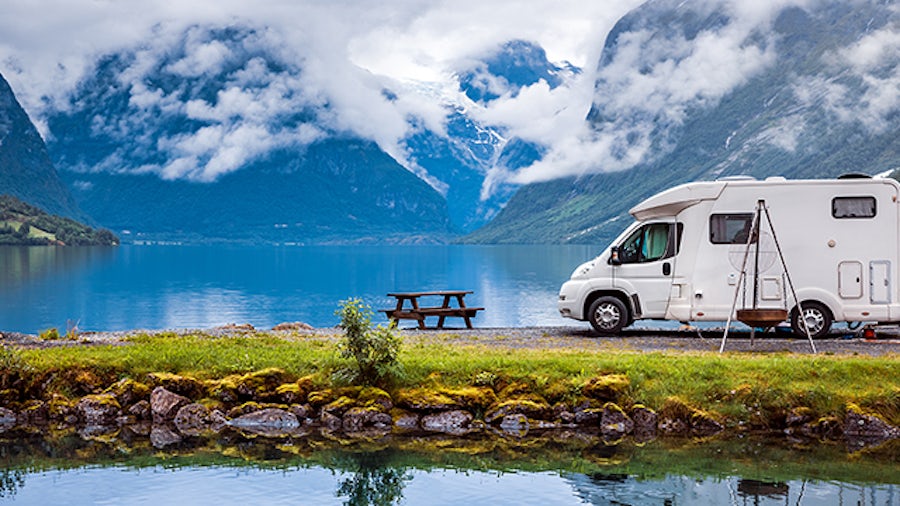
[0,74,87,222]
[465,0,900,244]
[63,138,453,244]
[43,27,453,244]
[0,194,117,245]
[402,40,569,232]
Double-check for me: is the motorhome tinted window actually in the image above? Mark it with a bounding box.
[618,223,679,263]
[709,214,754,244]
[832,197,876,218]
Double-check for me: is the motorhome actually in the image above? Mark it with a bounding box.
[557,175,900,338]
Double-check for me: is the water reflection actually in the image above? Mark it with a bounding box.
[335,451,410,506]
[0,429,895,505]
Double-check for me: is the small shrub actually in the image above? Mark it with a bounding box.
[39,328,60,340]
[335,298,402,387]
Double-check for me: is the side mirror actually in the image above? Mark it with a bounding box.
[608,246,622,265]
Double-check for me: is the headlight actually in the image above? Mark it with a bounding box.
[571,261,595,278]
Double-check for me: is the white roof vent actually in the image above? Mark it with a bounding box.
[765,176,787,182]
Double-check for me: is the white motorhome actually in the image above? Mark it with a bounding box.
[558,175,899,338]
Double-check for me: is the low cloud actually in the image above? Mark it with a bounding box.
[503,0,793,185]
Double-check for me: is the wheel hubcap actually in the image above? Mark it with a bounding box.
[802,309,825,334]
[595,304,621,329]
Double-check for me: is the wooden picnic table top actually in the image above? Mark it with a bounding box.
[386,290,473,298]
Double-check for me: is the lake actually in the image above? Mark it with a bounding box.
[0,244,600,334]
[0,430,896,505]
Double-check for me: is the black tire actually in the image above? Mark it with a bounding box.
[588,296,629,335]
[790,301,832,339]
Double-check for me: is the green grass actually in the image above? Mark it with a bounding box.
[11,331,900,426]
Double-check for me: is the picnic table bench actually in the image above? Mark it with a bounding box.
[380,290,483,329]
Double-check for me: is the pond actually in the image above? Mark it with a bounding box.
[0,429,896,505]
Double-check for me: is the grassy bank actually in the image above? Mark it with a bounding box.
[5,331,898,429]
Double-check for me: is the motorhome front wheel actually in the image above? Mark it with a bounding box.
[588,296,628,335]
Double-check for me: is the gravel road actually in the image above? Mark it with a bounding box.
[2,325,898,356]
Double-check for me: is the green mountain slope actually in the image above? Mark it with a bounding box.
[0,74,87,222]
[0,195,118,245]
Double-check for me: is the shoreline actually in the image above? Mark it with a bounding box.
[1,325,897,453]
[3,324,899,356]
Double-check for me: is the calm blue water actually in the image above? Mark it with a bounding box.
[0,244,599,334]
[5,465,896,505]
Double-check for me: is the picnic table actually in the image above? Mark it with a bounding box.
[380,290,483,329]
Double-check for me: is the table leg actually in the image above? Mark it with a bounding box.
[457,294,473,329]
[410,297,426,329]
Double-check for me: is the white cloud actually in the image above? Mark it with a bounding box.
[506,0,791,185]
[0,0,642,184]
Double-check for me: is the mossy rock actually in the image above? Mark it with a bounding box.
[104,378,150,406]
[146,372,205,399]
[206,378,240,404]
[235,368,295,400]
[308,387,363,407]
[225,401,289,419]
[395,389,461,412]
[48,394,76,420]
[660,397,723,435]
[582,374,629,401]
[358,387,393,412]
[443,387,498,412]
[322,395,357,416]
[484,398,551,424]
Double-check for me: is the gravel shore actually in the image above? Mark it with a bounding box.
[2,325,898,356]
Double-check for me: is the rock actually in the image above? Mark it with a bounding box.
[150,387,191,423]
[146,373,205,399]
[396,389,461,412]
[600,403,634,437]
[582,375,629,402]
[228,408,300,432]
[105,378,150,406]
[174,403,212,435]
[484,399,550,425]
[659,417,690,435]
[289,404,311,421]
[499,414,529,435]
[844,409,899,441]
[342,407,393,432]
[76,394,122,425]
[208,409,228,431]
[358,387,393,412]
[690,412,724,436]
[392,410,420,430]
[801,416,843,439]
[0,407,17,427]
[19,400,50,425]
[421,410,473,434]
[320,411,342,431]
[785,407,814,427]
[150,424,183,448]
[322,396,356,416]
[574,408,602,425]
[272,322,314,332]
[631,406,658,440]
[128,400,151,420]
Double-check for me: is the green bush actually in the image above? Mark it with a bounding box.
[335,298,402,387]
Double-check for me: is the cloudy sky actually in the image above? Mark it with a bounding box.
[0,0,897,194]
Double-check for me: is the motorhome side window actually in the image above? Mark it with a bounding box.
[618,223,682,263]
[832,196,876,218]
[709,214,755,244]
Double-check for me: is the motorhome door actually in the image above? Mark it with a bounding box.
[613,222,681,317]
